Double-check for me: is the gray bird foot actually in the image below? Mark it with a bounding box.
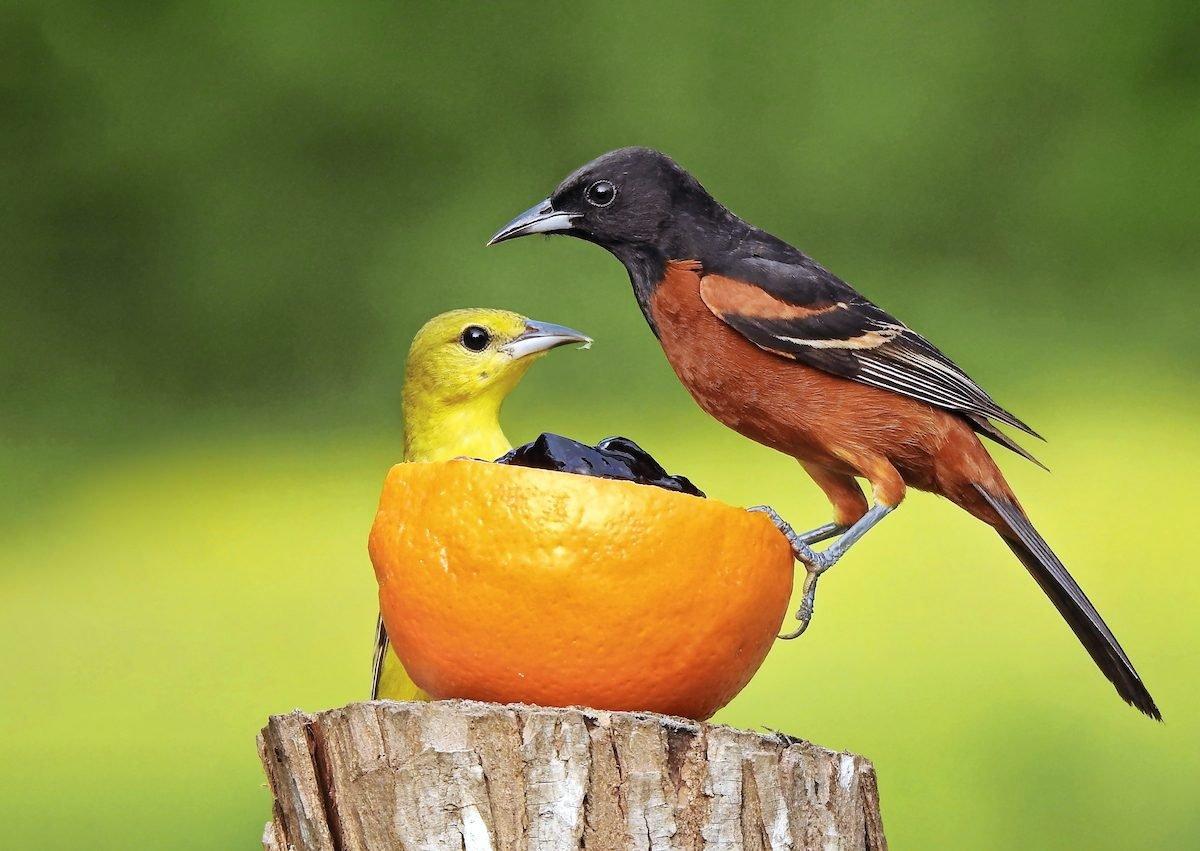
[749,501,896,639]
[747,505,845,554]
[747,505,843,639]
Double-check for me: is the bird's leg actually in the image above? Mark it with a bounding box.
[747,507,845,546]
[813,503,894,564]
[749,503,895,638]
[796,521,845,545]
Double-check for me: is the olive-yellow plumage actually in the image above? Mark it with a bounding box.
[371,308,590,701]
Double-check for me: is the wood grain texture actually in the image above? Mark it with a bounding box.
[259,700,884,850]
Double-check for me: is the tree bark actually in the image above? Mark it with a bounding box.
[259,700,885,850]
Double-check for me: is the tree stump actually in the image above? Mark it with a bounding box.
[258,700,886,850]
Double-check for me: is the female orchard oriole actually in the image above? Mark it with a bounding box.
[371,308,589,700]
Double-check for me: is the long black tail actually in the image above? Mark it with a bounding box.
[975,485,1161,720]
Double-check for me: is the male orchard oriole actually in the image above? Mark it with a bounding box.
[371,309,590,700]
[489,147,1159,719]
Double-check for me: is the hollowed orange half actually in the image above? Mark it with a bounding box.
[368,459,793,720]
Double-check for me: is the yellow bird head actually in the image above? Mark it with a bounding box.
[401,308,591,461]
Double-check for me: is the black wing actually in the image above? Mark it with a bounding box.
[699,253,1043,449]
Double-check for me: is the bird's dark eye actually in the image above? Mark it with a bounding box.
[584,179,616,207]
[460,325,491,351]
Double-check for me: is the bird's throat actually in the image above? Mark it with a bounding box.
[402,402,511,463]
[606,242,668,338]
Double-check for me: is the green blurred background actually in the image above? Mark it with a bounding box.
[3,2,1198,847]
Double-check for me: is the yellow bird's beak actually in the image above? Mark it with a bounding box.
[499,320,592,360]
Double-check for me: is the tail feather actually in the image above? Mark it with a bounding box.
[370,613,388,700]
[975,485,1161,720]
[371,613,430,702]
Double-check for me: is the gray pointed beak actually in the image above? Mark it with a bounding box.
[499,319,592,360]
[487,198,580,246]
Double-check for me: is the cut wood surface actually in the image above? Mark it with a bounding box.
[259,699,885,850]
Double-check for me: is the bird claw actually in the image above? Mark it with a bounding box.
[777,620,810,641]
[747,504,788,528]
[749,501,865,640]
[748,504,829,567]
[778,568,823,640]
[749,504,835,639]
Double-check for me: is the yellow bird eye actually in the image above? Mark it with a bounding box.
[460,325,491,351]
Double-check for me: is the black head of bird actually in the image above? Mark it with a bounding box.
[487,147,734,266]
